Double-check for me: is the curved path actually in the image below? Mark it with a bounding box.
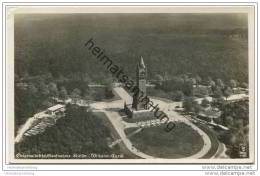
[89,87,213,159]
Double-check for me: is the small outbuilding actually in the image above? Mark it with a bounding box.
[46,104,65,116]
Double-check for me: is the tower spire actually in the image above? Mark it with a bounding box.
[133,56,147,110]
[139,56,145,68]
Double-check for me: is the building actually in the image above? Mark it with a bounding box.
[45,104,65,116]
[132,56,148,110]
[124,57,154,119]
[197,107,221,122]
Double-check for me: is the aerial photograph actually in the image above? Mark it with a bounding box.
[13,13,250,162]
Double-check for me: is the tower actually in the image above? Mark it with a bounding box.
[132,56,147,110]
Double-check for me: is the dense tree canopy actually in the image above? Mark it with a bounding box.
[15,14,248,84]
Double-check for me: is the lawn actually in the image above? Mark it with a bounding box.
[125,122,204,158]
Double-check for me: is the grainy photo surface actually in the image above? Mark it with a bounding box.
[9,7,254,163]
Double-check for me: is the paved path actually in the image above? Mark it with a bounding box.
[109,128,143,148]
[89,87,212,159]
[15,117,35,143]
[213,142,229,159]
[112,87,133,104]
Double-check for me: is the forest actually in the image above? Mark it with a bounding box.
[15,14,248,84]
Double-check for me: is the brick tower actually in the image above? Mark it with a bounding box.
[132,56,147,110]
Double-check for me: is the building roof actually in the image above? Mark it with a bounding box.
[47,104,65,112]
[198,109,221,118]
[227,94,248,101]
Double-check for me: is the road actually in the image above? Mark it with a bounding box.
[15,117,35,143]
[112,87,133,104]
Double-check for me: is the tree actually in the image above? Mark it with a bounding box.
[42,99,53,108]
[216,78,225,89]
[190,78,197,85]
[201,98,210,108]
[105,85,114,99]
[93,92,103,101]
[213,86,223,98]
[213,117,223,124]
[173,91,184,101]
[163,71,170,81]
[154,74,164,85]
[38,82,50,97]
[72,88,81,96]
[102,76,114,99]
[223,87,232,100]
[28,84,38,95]
[180,74,190,83]
[234,119,244,129]
[160,77,184,92]
[230,79,237,89]
[212,97,225,108]
[15,74,20,83]
[182,79,194,96]
[57,74,68,83]
[194,103,201,114]
[83,88,91,99]
[48,82,58,97]
[183,98,198,113]
[206,76,214,86]
[82,72,92,83]
[225,116,234,127]
[59,87,68,101]
[229,134,237,145]
[183,99,193,112]
[71,88,81,103]
[195,75,202,86]
[102,75,113,85]
[241,82,248,89]
[193,86,209,98]
[209,80,216,87]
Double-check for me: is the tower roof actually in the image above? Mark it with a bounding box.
[139,56,145,68]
